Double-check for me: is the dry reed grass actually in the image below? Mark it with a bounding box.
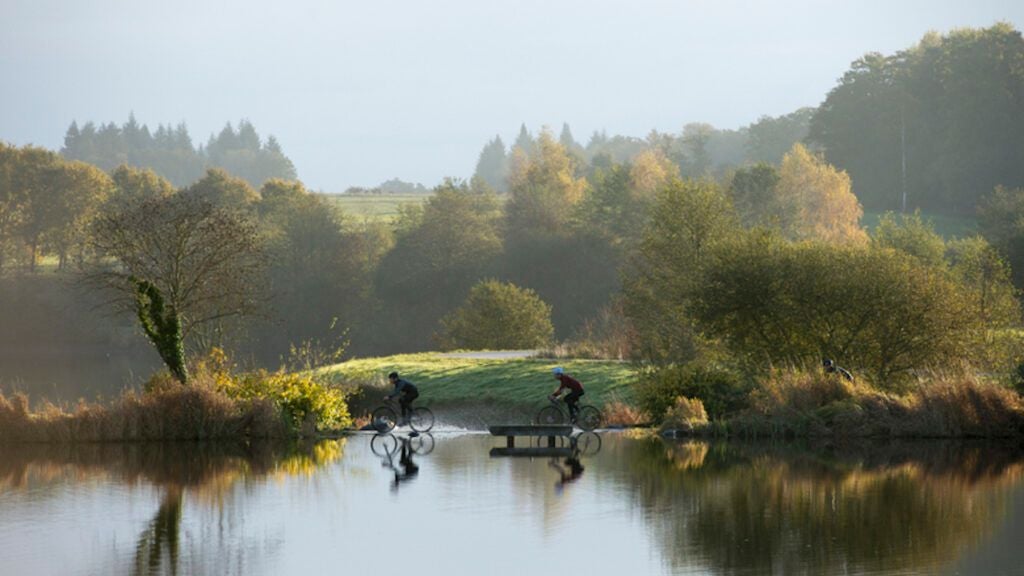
[730,369,1024,438]
[0,373,288,443]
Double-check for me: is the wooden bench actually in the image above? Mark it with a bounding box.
[487,426,576,458]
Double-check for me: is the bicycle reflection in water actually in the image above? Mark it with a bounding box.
[548,431,601,496]
[370,432,435,493]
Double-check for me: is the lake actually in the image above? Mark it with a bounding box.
[0,433,1021,576]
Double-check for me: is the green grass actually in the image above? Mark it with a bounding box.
[324,193,431,222]
[317,353,637,410]
[862,211,978,239]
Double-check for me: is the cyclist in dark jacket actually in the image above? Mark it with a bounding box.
[550,366,584,423]
[823,359,853,382]
[386,371,419,425]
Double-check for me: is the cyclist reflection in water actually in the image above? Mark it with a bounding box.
[391,437,419,493]
[549,456,584,495]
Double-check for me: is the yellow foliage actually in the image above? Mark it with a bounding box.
[630,149,678,200]
[777,143,867,244]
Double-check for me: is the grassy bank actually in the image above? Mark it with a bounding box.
[318,353,637,421]
[660,369,1024,439]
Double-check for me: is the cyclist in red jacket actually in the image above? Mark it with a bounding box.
[550,366,584,424]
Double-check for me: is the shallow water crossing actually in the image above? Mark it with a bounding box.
[0,433,1022,575]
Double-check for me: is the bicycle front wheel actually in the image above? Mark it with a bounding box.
[577,405,602,431]
[536,405,565,426]
[410,432,435,455]
[410,407,435,432]
[573,431,602,456]
[371,406,398,433]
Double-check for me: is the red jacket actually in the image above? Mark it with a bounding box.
[554,374,583,396]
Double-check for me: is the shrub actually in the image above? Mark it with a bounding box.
[439,279,554,350]
[635,362,749,422]
[751,368,857,415]
[602,401,649,427]
[217,371,351,433]
[660,396,708,432]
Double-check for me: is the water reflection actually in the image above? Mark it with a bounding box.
[0,435,1021,576]
[615,437,1024,575]
[368,433,434,493]
[0,440,345,576]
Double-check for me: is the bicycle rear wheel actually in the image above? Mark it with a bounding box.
[370,433,398,457]
[536,405,565,426]
[410,407,435,432]
[577,405,602,431]
[371,406,398,433]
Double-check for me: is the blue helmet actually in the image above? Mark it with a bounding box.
[552,367,564,375]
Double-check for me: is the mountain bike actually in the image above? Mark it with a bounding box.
[535,396,602,431]
[370,432,435,457]
[371,399,435,433]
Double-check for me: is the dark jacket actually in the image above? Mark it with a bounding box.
[388,378,418,399]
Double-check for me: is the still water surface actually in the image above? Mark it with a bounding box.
[0,433,1022,576]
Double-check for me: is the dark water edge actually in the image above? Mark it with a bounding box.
[1,434,1022,576]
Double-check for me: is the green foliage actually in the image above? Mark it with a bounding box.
[746,107,815,164]
[871,211,946,267]
[256,179,371,359]
[374,179,503,350]
[728,162,780,228]
[623,178,738,363]
[809,24,1024,213]
[978,185,1024,288]
[690,233,982,387]
[132,278,188,383]
[440,279,554,350]
[636,363,749,422]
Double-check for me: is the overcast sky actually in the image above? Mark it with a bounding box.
[2,0,1023,191]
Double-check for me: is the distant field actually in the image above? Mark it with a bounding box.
[323,193,431,222]
[862,211,978,239]
[317,353,636,410]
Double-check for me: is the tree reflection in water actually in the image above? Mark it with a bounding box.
[617,438,1024,575]
[0,440,346,576]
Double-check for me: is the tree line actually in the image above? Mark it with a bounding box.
[62,115,296,188]
[3,24,1024,398]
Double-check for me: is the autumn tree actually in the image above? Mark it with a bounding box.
[505,129,587,238]
[109,165,175,208]
[183,168,260,209]
[42,160,114,269]
[0,143,27,273]
[775,144,866,243]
